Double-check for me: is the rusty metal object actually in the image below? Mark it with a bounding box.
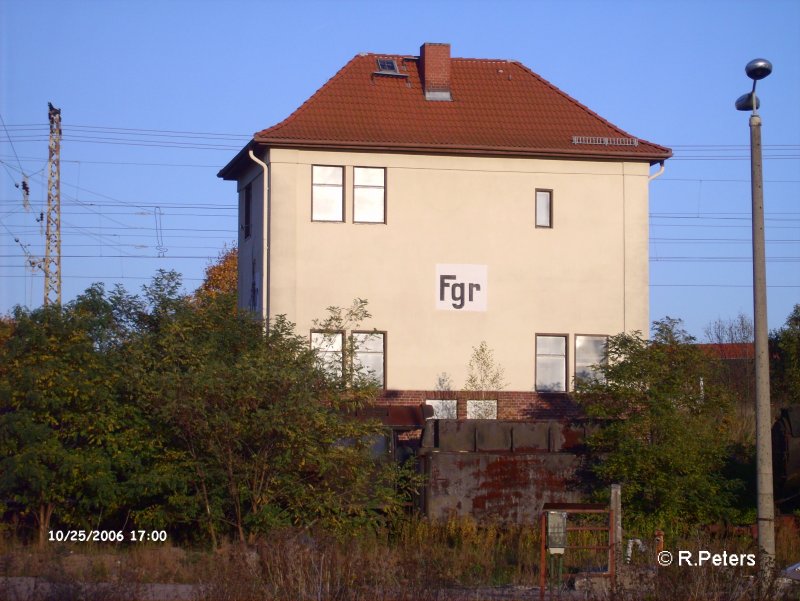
[538,503,615,601]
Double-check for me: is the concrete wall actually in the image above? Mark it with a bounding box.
[240,148,651,393]
[419,420,588,522]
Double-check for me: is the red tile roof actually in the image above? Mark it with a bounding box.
[220,50,670,178]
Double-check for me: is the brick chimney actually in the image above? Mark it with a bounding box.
[420,43,452,101]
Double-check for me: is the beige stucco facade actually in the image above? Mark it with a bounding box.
[236,148,651,393]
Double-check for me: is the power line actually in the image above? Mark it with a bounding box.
[0,273,203,281]
[0,254,223,259]
[0,113,25,174]
[650,283,800,288]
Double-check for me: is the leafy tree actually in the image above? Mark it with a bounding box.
[1,266,417,546]
[126,282,412,543]
[575,318,741,533]
[0,287,134,546]
[703,312,756,444]
[464,341,507,398]
[195,244,238,303]
[771,304,800,407]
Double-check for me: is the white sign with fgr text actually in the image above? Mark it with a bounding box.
[436,264,487,312]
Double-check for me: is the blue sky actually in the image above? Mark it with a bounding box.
[1,0,798,338]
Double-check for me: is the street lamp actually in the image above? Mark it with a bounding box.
[736,58,774,565]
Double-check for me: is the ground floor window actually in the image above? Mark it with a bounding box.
[536,335,567,392]
[426,399,457,419]
[466,399,497,419]
[575,335,607,383]
[311,331,343,378]
[353,331,386,387]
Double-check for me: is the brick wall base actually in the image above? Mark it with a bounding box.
[376,389,583,420]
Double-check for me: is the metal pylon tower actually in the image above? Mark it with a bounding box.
[43,103,61,306]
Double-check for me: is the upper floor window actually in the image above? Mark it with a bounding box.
[353,167,386,223]
[243,183,252,239]
[312,165,344,222]
[536,334,567,392]
[535,189,553,228]
[575,335,607,384]
[353,331,386,387]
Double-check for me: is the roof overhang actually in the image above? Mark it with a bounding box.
[217,140,259,181]
[250,137,672,165]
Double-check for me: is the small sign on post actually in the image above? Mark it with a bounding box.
[547,511,567,554]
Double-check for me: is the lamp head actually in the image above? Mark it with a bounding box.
[736,93,760,112]
[745,58,772,81]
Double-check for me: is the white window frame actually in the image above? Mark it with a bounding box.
[466,399,497,419]
[352,331,386,387]
[353,167,386,224]
[312,165,344,222]
[575,335,608,384]
[311,330,344,378]
[426,399,457,420]
[536,334,568,392]
[535,188,553,228]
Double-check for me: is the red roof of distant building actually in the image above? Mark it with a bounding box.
[698,343,755,360]
[220,45,671,178]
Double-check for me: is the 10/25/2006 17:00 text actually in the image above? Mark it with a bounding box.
[48,530,168,543]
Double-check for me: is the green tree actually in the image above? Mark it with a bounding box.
[575,318,740,533]
[0,287,135,546]
[771,304,800,407]
[126,282,412,543]
[464,341,507,396]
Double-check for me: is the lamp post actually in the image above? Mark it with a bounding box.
[736,58,774,565]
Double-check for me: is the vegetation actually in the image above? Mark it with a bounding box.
[0,264,416,547]
[575,318,743,533]
[2,242,800,597]
[2,516,799,600]
[772,304,800,407]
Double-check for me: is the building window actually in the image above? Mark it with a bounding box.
[376,58,399,74]
[312,165,344,222]
[353,167,386,223]
[536,335,567,392]
[311,331,344,378]
[535,189,553,228]
[575,335,607,383]
[467,399,497,419]
[243,183,252,239]
[353,331,385,387]
[426,399,457,419]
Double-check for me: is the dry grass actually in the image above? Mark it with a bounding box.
[2,517,799,601]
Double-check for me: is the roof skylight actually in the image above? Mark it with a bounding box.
[376,58,399,74]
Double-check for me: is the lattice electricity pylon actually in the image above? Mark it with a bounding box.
[43,102,62,306]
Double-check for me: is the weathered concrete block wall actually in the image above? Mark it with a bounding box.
[420,420,588,522]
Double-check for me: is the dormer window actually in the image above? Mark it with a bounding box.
[376,58,399,73]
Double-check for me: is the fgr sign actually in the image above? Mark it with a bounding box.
[436,264,487,311]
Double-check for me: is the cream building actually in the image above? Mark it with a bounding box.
[219,43,671,419]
